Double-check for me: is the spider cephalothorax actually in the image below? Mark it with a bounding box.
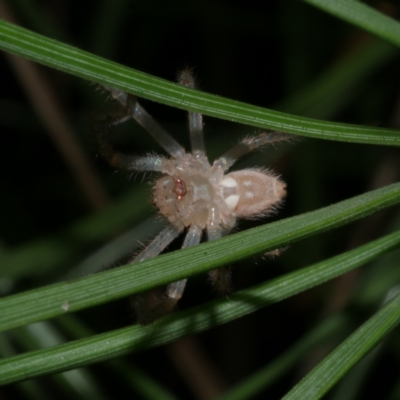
[153,154,286,230]
[97,70,289,324]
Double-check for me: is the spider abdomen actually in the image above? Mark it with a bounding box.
[226,169,286,218]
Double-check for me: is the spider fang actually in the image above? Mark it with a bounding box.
[173,177,187,201]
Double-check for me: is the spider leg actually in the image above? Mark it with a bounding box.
[102,85,185,158]
[207,223,233,242]
[131,223,183,263]
[165,224,203,302]
[131,223,184,325]
[207,218,236,293]
[95,104,170,172]
[98,130,167,172]
[214,131,291,171]
[177,70,207,160]
[133,224,201,325]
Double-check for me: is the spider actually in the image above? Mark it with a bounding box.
[96,69,289,324]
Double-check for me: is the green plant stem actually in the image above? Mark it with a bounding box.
[1,228,400,384]
[216,315,348,400]
[0,19,399,145]
[282,292,400,399]
[1,183,400,333]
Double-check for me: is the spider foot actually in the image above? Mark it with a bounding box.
[133,287,179,325]
[209,267,232,294]
[263,246,289,258]
[92,102,133,166]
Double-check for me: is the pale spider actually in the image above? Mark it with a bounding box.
[97,70,289,324]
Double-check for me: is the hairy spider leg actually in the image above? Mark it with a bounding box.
[132,223,200,325]
[206,218,236,292]
[166,224,203,302]
[99,139,168,172]
[177,70,207,160]
[214,131,291,171]
[132,224,183,263]
[103,85,185,158]
[206,208,236,241]
[96,91,177,172]
[130,223,184,325]
[97,83,290,323]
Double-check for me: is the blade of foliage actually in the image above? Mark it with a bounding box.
[1,183,400,333]
[10,322,107,400]
[88,0,130,58]
[356,248,400,308]
[10,0,65,41]
[389,372,400,400]
[56,315,178,400]
[119,365,179,400]
[0,186,151,279]
[0,334,59,400]
[278,38,396,119]
[63,216,166,280]
[303,0,400,48]
[216,315,348,400]
[1,229,400,384]
[282,292,400,400]
[0,19,399,145]
[330,346,380,400]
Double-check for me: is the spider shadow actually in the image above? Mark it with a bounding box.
[130,285,277,351]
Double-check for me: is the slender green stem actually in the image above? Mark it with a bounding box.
[1,183,400,333]
[282,292,400,399]
[0,19,399,145]
[1,229,400,384]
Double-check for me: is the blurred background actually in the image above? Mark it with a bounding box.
[1,0,400,399]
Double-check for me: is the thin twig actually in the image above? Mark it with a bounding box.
[0,1,110,211]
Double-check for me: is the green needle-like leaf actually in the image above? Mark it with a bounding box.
[0,187,151,279]
[2,1,400,397]
[1,228,400,384]
[278,38,396,119]
[0,19,399,145]
[1,183,400,333]
[216,315,348,400]
[282,292,400,400]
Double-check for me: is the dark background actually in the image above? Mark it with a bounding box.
[1,0,400,399]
